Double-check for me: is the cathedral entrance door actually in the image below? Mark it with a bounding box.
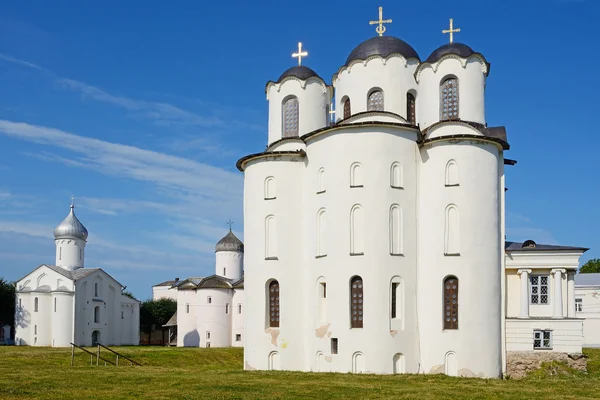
[92,330,100,346]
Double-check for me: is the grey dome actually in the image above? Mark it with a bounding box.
[53,205,88,241]
[215,230,244,252]
[425,42,476,63]
[345,36,420,66]
[276,65,321,83]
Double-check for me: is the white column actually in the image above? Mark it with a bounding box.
[552,269,565,318]
[567,271,576,318]
[518,269,531,318]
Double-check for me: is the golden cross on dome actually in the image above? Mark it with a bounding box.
[369,6,392,37]
[442,18,461,44]
[292,42,308,66]
[227,219,234,231]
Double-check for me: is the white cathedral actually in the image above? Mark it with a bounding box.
[152,229,245,348]
[236,13,588,378]
[14,203,139,347]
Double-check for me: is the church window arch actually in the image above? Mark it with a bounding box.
[186,304,190,314]
[367,88,384,112]
[268,280,280,328]
[443,276,459,330]
[445,351,458,376]
[94,306,100,323]
[390,162,403,189]
[94,282,98,297]
[317,277,327,324]
[54,298,57,312]
[440,76,459,120]
[445,160,459,186]
[264,176,276,200]
[343,97,351,119]
[317,208,327,257]
[350,276,364,328]
[34,297,38,312]
[265,215,278,259]
[350,204,365,255]
[389,205,403,255]
[282,96,299,137]
[444,205,460,255]
[407,92,416,124]
[317,168,326,193]
[350,163,363,187]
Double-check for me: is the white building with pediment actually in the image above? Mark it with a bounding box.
[14,204,139,347]
[237,14,589,378]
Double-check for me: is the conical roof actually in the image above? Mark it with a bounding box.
[53,205,88,241]
[215,230,244,252]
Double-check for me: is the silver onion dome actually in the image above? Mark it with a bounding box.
[215,230,244,253]
[53,204,88,241]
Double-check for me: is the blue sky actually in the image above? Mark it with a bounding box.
[0,0,597,299]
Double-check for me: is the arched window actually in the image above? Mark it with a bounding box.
[350,276,364,328]
[407,93,416,124]
[444,205,460,255]
[350,163,363,187]
[268,280,280,328]
[389,205,402,255]
[443,276,459,330]
[317,168,326,193]
[94,306,100,323]
[265,215,278,259]
[367,89,384,112]
[317,209,327,257]
[94,282,98,297]
[34,297,38,312]
[282,97,299,137]
[440,77,459,120]
[264,176,276,199]
[445,160,459,186]
[390,162,403,189]
[343,98,351,119]
[350,205,365,255]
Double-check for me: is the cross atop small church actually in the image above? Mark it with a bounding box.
[442,18,461,44]
[227,219,234,231]
[292,42,308,66]
[369,6,392,37]
[70,195,75,208]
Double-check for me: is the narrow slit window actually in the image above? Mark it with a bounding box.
[440,78,459,120]
[269,280,280,328]
[407,93,416,124]
[343,98,351,119]
[350,276,364,328]
[283,97,299,137]
[443,276,458,330]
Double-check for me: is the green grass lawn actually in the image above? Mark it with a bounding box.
[0,346,599,399]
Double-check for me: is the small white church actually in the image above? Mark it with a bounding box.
[152,229,244,348]
[236,10,589,378]
[14,203,139,347]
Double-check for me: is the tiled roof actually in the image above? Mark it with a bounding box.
[505,241,588,252]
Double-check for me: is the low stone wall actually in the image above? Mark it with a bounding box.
[506,351,587,379]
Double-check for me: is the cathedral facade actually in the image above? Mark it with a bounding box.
[14,204,139,347]
[237,16,587,378]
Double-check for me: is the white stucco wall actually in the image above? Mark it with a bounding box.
[505,319,583,353]
[334,56,418,122]
[216,251,243,281]
[55,238,86,271]
[267,79,330,145]
[417,57,487,130]
[575,286,600,347]
[232,289,245,347]
[152,285,177,301]
[417,138,503,378]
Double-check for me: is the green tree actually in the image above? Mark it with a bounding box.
[122,290,136,300]
[580,258,600,274]
[0,278,16,327]
[139,298,177,344]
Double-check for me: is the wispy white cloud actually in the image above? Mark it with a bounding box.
[0,53,44,71]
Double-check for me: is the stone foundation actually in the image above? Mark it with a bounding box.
[506,351,587,379]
